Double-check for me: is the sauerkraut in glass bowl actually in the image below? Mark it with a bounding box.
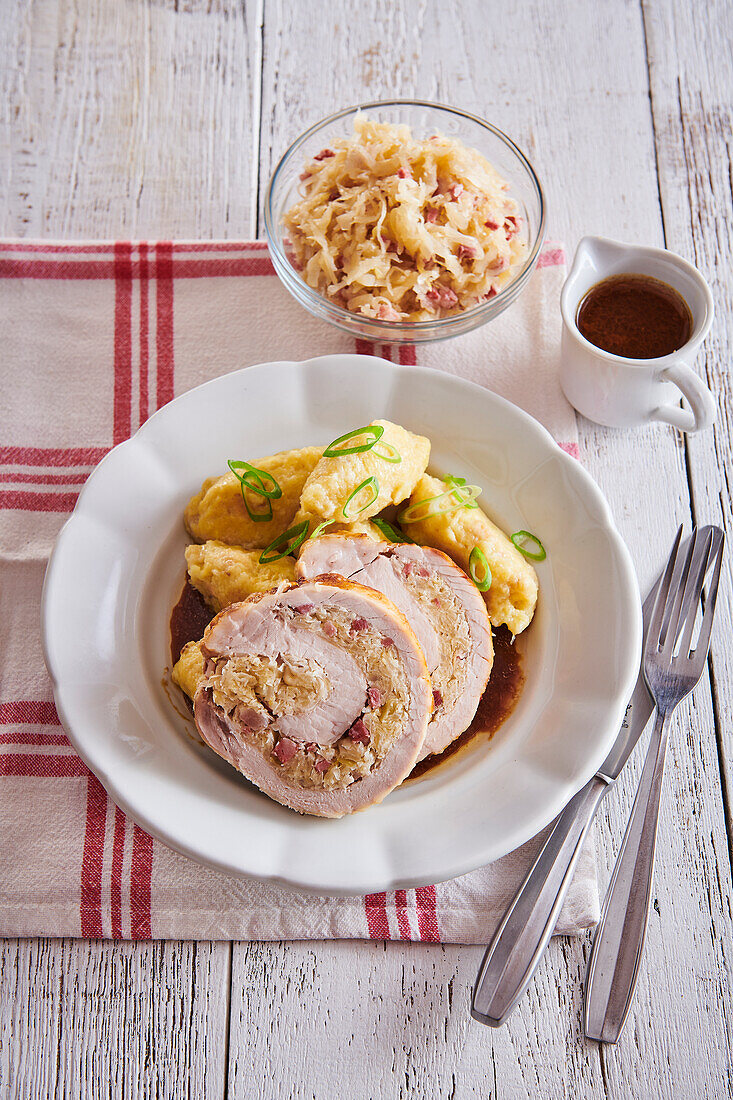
[265,101,545,344]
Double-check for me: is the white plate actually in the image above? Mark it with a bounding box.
[42,354,641,894]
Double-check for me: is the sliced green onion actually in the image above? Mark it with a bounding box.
[445,474,478,509]
[259,521,309,564]
[511,530,546,561]
[323,425,384,458]
[372,517,414,543]
[309,520,332,541]
[469,546,492,591]
[243,484,273,522]
[372,440,402,464]
[399,484,482,524]
[228,459,282,500]
[342,476,379,520]
[233,471,273,523]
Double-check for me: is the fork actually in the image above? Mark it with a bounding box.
[584,523,725,1043]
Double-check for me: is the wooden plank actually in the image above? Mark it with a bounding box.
[642,0,733,823]
[0,937,230,1099]
[0,0,263,239]
[242,1,733,1096]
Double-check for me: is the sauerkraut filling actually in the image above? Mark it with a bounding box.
[394,555,473,715]
[206,604,412,791]
[283,116,528,321]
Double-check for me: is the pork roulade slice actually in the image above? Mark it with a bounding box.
[193,575,432,817]
[297,535,493,760]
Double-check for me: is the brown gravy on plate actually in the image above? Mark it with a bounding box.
[169,583,525,777]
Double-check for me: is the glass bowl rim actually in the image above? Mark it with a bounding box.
[263,98,547,335]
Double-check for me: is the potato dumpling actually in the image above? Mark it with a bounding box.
[172,640,205,700]
[298,420,429,525]
[184,446,322,549]
[186,540,296,612]
[293,513,385,553]
[401,473,538,634]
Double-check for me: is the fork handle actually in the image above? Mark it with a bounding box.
[471,775,609,1027]
[584,708,670,1043]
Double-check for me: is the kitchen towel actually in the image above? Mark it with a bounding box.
[0,239,596,940]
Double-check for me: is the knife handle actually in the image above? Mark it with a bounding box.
[583,709,669,1043]
[471,775,609,1027]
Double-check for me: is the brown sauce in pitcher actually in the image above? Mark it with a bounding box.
[576,273,692,359]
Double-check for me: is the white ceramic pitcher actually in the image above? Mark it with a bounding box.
[560,236,716,432]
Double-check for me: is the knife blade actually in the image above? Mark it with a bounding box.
[595,567,662,781]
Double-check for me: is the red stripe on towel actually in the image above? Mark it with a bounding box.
[156,242,175,410]
[113,242,133,445]
[139,243,150,424]
[0,700,60,724]
[80,774,108,936]
[130,825,154,938]
[364,892,390,939]
[0,489,79,512]
[0,753,88,777]
[110,806,127,939]
[0,445,108,467]
[415,885,440,942]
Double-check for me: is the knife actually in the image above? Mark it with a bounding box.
[471,561,663,1028]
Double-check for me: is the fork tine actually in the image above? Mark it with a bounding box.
[647,525,684,651]
[660,530,704,655]
[674,528,715,659]
[685,527,724,661]
[659,527,697,650]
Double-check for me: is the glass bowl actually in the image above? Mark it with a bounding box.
[264,99,546,345]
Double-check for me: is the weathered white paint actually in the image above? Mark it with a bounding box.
[0,0,731,1097]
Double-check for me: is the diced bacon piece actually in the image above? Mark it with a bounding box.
[397,167,410,179]
[348,718,371,744]
[315,758,330,774]
[504,215,520,238]
[381,637,395,648]
[299,169,312,181]
[313,148,335,161]
[485,220,500,231]
[305,742,318,753]
[367,686,383,708]
[433,690,444,707]
[425,208,440,224]
[350,617,369,633]
[484,286,498,300]
[426,286,459,310]
[490,256,508,272]
[432,597,442,607]
[448,183,464,200]
[322,620,336,638]
[418,566,430,577]
[273,737,297,764]
[294,603,315,615]
[377,302,402,322]
[458,244,477,261]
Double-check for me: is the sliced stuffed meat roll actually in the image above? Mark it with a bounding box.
[193,575,431,817]
[297,535,493,760]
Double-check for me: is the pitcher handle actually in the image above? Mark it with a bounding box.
[651,362,716,433]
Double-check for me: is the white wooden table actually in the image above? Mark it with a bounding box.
[1,1,731,1096]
